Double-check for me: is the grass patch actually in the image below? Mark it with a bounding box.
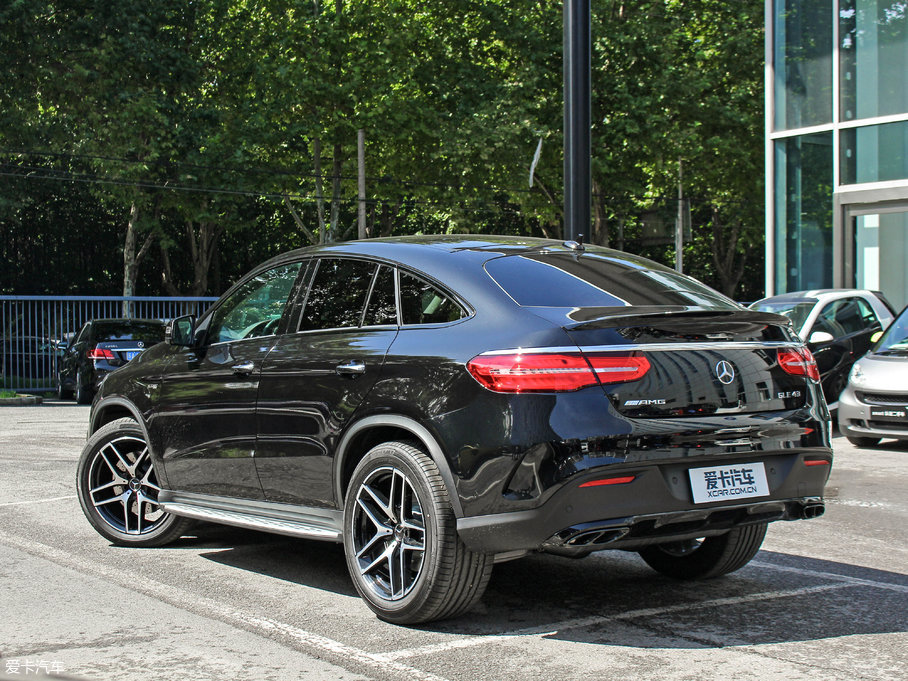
[0,390,19,398]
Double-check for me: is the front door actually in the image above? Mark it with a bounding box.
[154,261,303,499]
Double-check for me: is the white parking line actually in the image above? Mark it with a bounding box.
[751,559,908,594]
[0,495,78,507]
[376,581,854,661]
[0,529,451,681]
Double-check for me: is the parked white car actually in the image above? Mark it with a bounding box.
[750,289,895,408]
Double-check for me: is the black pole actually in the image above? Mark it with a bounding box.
[563,0,591,243]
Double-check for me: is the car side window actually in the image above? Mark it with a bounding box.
[207,262,302,344]
[363,265,398,326]
[831,299,867,335]
[813,304,846,339]
[300,258,377,331]
[399,272,465,325]
[855,298,879,327]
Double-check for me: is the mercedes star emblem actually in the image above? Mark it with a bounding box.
[715,360,735,385]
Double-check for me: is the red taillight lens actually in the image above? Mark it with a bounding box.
[87,347,115,360]
[466,352,650,393]
[466,353,597,393]
[579,475,637,488]
[778,348,820,382]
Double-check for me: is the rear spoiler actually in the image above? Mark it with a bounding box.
[530,306,792,331]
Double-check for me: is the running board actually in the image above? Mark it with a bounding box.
[158,491,343,542]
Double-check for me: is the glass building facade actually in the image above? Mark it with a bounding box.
[767,0,908,310]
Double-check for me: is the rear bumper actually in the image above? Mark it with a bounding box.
[456,449,831,555]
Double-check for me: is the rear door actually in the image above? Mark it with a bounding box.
[254,258,398,506]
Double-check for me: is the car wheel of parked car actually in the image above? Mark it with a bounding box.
[845,435,881,447]
[76,418,193,547]
[75,380,92,405]
[638,522,768,580]
[56,374,72,400]
[343,441,492,624]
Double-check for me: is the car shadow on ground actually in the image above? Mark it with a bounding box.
[185,522,907,647]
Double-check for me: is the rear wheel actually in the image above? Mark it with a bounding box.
[75,379,92,405]
[76,418,192,547]
[846,435,881,447]
[56,374,72,400]
[343,441,492,624]
[638,523,768,580]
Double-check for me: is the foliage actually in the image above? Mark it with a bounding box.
[0,0,767,300]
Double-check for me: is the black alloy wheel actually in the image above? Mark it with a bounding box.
[343,441,492,624]
[75,379,92,405]
[56,374,72,400]
[638,522,768,580]
[76,418,192,546]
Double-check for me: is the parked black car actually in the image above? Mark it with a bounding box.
[76,237,832,624]
[58,318,166,403]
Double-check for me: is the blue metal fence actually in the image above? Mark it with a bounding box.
[1,295,217,393]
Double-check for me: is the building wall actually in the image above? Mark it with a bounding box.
[766,0,908,309]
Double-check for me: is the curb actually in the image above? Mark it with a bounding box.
[0,395,44,406]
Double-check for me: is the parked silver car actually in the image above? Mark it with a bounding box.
[838,305,908,446]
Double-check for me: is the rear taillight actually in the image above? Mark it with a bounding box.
[466,352,649,393]
[87,347,115,360]
[777,348,820,382]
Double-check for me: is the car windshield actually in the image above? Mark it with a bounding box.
[875,308,908,354]
[749,299,816,332]
[484,252,738,309]
[92,321,165,343]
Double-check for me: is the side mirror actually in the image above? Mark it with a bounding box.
[167,315,197,347]
[870,330,884,344]
[808,330,835,345]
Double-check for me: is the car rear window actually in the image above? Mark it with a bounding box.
[484,253,736,309]
[92,321,165,342]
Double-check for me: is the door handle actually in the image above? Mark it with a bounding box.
[336,360,366,377]
[232,361,255,376]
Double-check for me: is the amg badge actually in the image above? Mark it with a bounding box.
[624,399,667,406]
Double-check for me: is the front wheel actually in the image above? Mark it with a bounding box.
[343,441,492,624]
[846,435,880,447]
[638,523,768,580]
[76,417,192,547]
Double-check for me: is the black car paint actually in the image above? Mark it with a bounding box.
[89,236,832,556]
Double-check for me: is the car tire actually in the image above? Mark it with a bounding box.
[76,417,192,547]
[75,380,92,405]
[343,440,492,624]
[56,374,72,400]
[846,435,881,447]
[638,522,768,580]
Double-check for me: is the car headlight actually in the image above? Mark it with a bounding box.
[848,363,865,386]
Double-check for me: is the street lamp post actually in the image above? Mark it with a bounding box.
[563,0,591,243]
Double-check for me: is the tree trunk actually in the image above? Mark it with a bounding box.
[710,207,747,298]
[122,202,139,317]
[592,180,609,247]
[329,142,342,242]
[313,137,327,243]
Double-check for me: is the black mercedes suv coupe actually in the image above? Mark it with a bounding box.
[76,236,832,624]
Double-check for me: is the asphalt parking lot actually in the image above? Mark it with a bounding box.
[1,401,906,681]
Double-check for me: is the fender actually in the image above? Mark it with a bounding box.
[334,414,465,518]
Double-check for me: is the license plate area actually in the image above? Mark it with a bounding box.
[870,407,907,422]
[689,462,770,504]
[125,351,140,361]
